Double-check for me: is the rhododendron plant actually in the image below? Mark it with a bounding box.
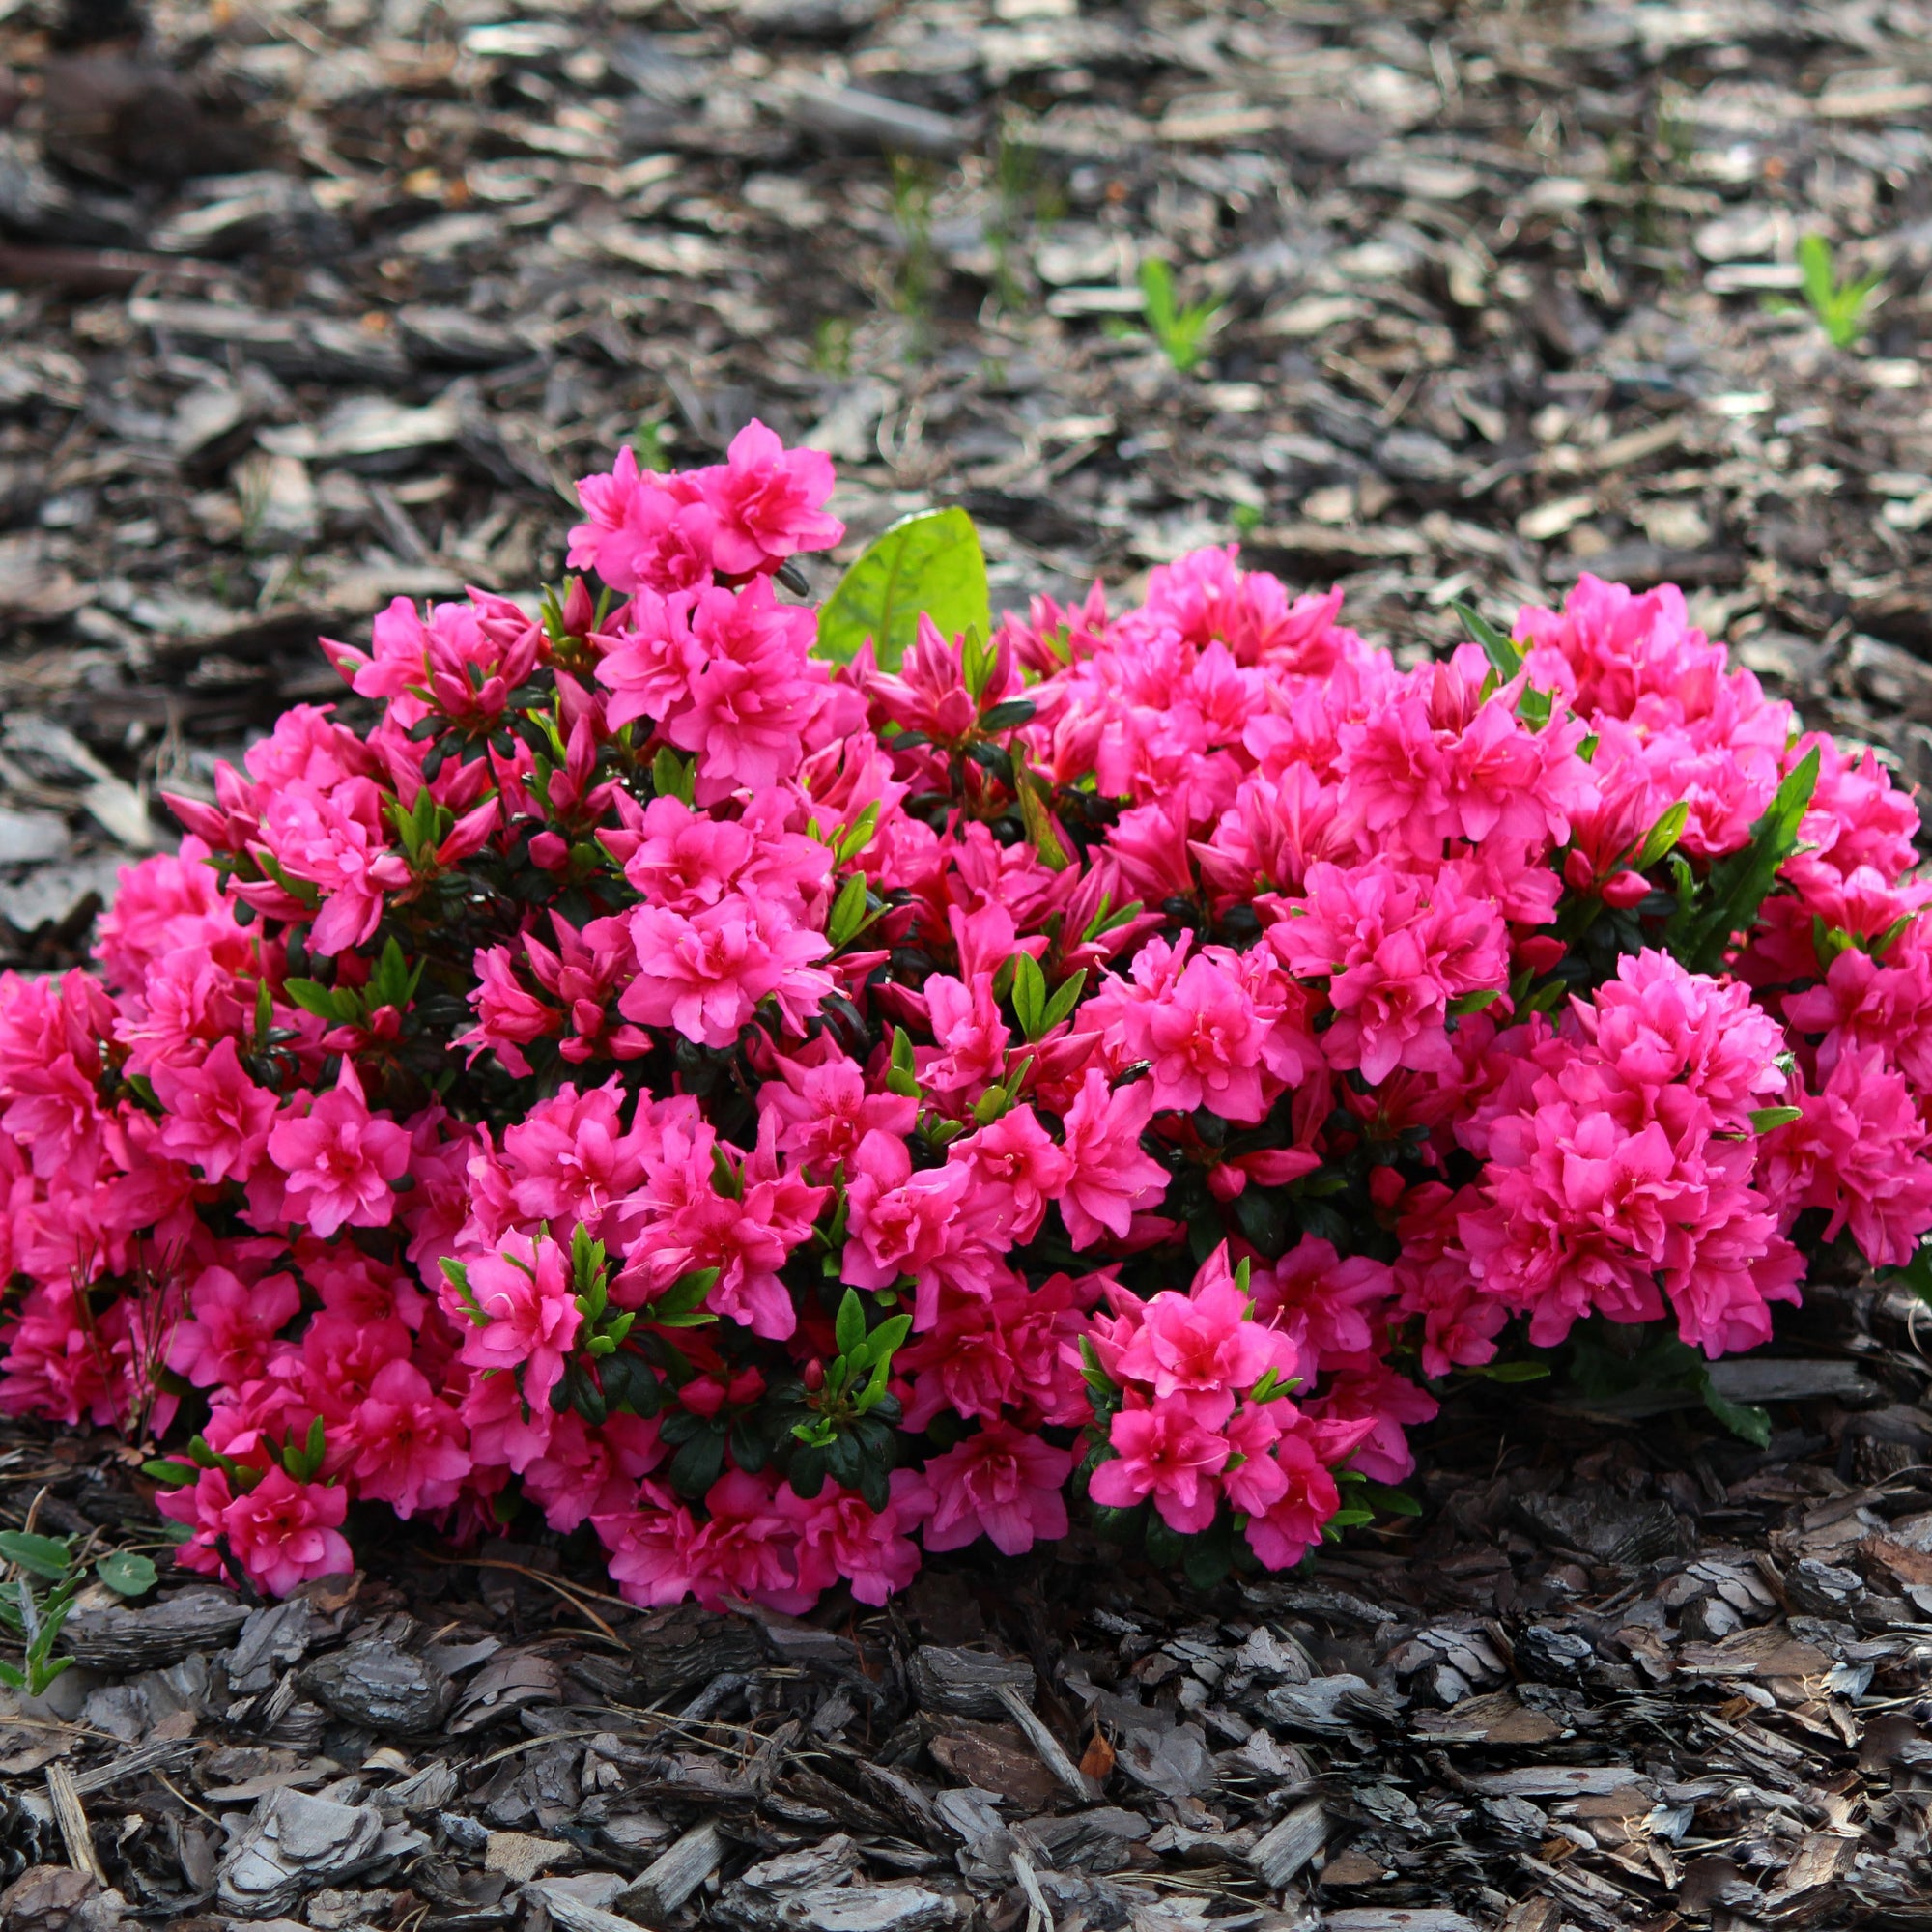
[3,425,1928,1610]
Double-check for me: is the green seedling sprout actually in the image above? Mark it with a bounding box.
[1136,258,1223,373]
[1796,234,1881,350]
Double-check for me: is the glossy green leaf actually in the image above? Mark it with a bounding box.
[1452,600,1522,679]
[1702,1382,1772,1448]
[814,507,990,671]
[97,1550,158,1598]
[0,1532,72,1581]
[1634,801,1690,871]
[1666,747,1819,973]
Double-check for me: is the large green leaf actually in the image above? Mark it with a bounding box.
[1666,747,1820,974]
[814,507,990,670]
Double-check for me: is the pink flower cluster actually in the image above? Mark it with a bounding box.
[1086,1246,1375,1572]
[1,427,1926,1609]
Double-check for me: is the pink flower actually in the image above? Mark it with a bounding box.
[662,580,824,800]
[681,1470,806,1612]
[1220,1404,1290,1517]
[461,1233,583,1408]
[346,1359,471,1518]
[593,590,705,732]
[1761,1048,1932,1269]
[569,450,720,595]
[1090,1394,1230,1533]
[697,419,843,575]
[898,1272,1095,1430]
[596,1481,698,1607]
[781,1470,929,1606]
[153,1037,278,1185]
[757,1047,918,1175]
[1116,948,1270,1123]
[919,1421,1072,1556]
[265,1061,412,1239]
[523,1411,662,1533]
[1250,1237,1393,1374]
[841,1131,974,1296]
[1271,859,1508,1085]
[459,945,561,1077]
[1305,1361,1437,1485]
[502,1079,649,1232]
[1113,1248,1283,1426]
[221,1466,354,1599]
[621,896,833,1048]
[169,1266,300,1389]
[954,1106,1071,1243]
[1242,1432,1341,1570]
[251,778,410,956]
[1057,1070,1168,1249]
[616,1110,827,1341]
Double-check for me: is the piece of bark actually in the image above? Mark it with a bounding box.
[615,1820,724,1921]
[1246,1798,1326,1889]
[780,80,967,157]
[910,1646,1033,1719]
[45,1766,104,1885]
[992,1683,1101,1801]
[301,1639,454,1735]
[61,1586,250,1670]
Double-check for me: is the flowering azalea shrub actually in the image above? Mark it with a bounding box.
[3,421,1929,1608]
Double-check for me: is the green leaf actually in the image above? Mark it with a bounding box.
[652,747,696,806]
[814,507,990,671]
[1010,739,1070,871]
[853,1313,912,1373]
[1702,1382,1772,1449]
[1010,952,1046,1038]
[1448,987,1503,1017]
[96,1550,158,1598]
[648,1266,722,1327]
[979,697,1037,731]
[825,871,872,951]
[1358,1481,1423,1517]
[1748,1106,1802,1132]
[788,1442,829,1498]
[600,1350,660,1417]
[668,1426,726,1499]
[1452,600,1522,680]
[1667,747,1820,973]
[1798,234,1836,314]
[142,1459,197,1489]
[1040,967,1087,1034]
[1869,911,1916,960]
[1137,259,1222,373]
[1466,1360,1551,1383]
[1182,1521,1233,1590]
[283,978,357,1024]
[1887,1240,1932,1310]
[0,1532,72,1581]
[728,1414,769,1474]
[1634,801,1690,871]
[835,1288,867,1360]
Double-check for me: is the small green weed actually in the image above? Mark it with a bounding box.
[813,317,855,377]
[988,122,1064,313]
[888,156,937,333]
[0,1530,157,1696]
[631,417,671,472]
[1137,258,1222,373]
[1796,233,1881,349]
